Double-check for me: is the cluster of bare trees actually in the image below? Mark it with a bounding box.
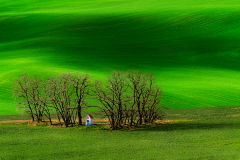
[93,71,164,129]
[13,73,90,127]
[13,71,165,129]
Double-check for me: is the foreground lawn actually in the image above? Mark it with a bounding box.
[1,107,240,159]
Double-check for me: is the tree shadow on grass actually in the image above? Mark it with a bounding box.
[132,120,240,132]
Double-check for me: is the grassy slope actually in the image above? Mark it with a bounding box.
[1,107,240,159]
[1,0,240,115]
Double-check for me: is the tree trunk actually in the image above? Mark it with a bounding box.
[77,107,82,125]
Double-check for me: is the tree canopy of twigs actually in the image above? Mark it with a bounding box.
[13,73,91,127]
[93,70,165,130]
[13,74,44,122]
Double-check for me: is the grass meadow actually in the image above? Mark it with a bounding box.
[1,0,240,115]
[1,106,240,159]
[1,1,240,159]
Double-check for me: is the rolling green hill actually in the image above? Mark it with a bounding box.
[1,0,240,115]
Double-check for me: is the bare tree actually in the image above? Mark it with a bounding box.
[127,70,164,125]
[47,73,75,127]
[30,76,45,122]
[142,86,163,124]
[40,79,53,125]
[93,71,129,130]
[13,74,44,122]
[71,73,91,125]
[126,70,146,125]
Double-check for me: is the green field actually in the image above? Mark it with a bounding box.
[1,0,240,115]
[1,107,240,159]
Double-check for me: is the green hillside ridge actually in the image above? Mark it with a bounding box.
[1,0,240,115]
